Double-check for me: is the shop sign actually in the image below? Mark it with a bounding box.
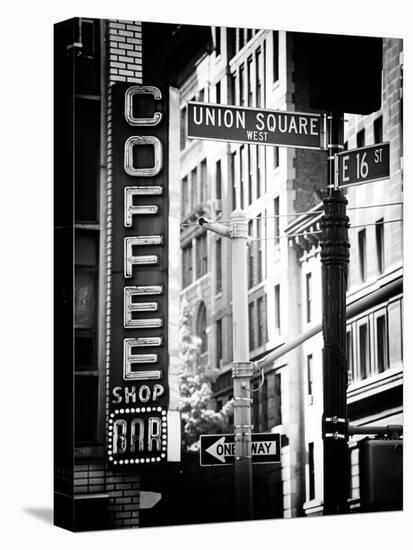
[107,84,169,466]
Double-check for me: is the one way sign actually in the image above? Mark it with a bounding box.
[200,433,281,466]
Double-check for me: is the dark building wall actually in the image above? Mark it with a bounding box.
[289,33,328,215]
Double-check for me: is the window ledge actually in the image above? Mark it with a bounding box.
[347,365,403,403]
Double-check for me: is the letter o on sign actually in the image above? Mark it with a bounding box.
[124,136,163,177]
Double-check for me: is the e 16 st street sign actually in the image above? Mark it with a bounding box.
[187,101,323,149]
[337,142,390,187]
[200,433,281,466]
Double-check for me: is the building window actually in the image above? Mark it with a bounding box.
[182,176,189,218]
[200,159,207,204]
[257,145,266,195]
[356,128,365,148]
[78,19,97,58]
[240,145,245,208]
[240,65,246,106]
[260,378,268,430]
[215,80,221,104]
[347,329,354,384]
[376,219,384,274]
[307,354,313,396]
[215,27,221,56]
[358,229,366,282]
[75,97,100,223]
[273,146,279,169]
[216,318,223,368]
[274,197,280,247]
[247,56,253,106]
[256,147,262,198]
[75,232,99,444]
[306,273,312,323]
[248,302,255,351]
[359,323,369,380]
[257,214,263,282]
[374,115,383,143]
[190,166,198,211]
[182,243,193,287]
[256,48,262,107]
[180,106,187,150]
[230,72,237,105]
[274,373,282,426]
[227,28,236,59]
[376,314,388,373]
[231,151,237,210]
[238,28,245,51]
[196,233,208,278]
[388,298,403,367]
[196,302,208,354]
[248,146,253,204]
[257,295,267,347]
[248,220,254,289]
[216,159,222,200]
[308,442,315,501]
[274,284,280,335]
[273,31,279,83]
[252,380,260,430]
[216,238,222,294]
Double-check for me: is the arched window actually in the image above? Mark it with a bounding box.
[196,302,208,354]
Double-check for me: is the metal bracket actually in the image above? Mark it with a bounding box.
[322,416,348,440]
[235,424,254,431]
[334,154,339,190]
[232,361,255,378]
[324,432,346,440]
[325,416,346,424]
[234,397,253,407]
[231,223,249,239]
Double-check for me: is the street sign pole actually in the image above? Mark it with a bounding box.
[321,112,350,515]
[230,209,254,521]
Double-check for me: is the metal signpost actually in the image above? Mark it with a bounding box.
[200,433,281,466]
[320,112,350,514]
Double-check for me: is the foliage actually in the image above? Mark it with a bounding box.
[177,301,233,451]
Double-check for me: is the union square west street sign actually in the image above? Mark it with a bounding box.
[187,101,323,149]
[200,433,281,466]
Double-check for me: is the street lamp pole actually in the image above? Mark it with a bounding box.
[321,111,350,515]
[198,211,254,520]
[230,209,254,521]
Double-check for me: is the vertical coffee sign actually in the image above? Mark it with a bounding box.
[108,84,169,466]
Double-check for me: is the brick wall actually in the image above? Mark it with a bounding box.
[107,20,143,83]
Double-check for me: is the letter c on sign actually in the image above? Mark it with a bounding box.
[124,85,163,126]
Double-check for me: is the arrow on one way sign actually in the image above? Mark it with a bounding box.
[205,436,234,463]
